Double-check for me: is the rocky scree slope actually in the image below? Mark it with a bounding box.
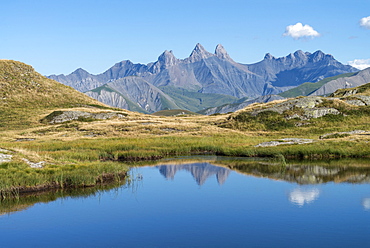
[85,76,180,113]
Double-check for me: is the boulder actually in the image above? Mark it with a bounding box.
[42,111,127,124]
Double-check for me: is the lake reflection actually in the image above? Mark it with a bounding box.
[157,162,230,185]
[288,187,320,206]
[362,198,370,210]
[1,158,370,248]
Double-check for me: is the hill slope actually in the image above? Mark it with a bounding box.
[278,72,357,98]
[309,68,370,96]
[85,76,180,113]
[224,82,370,133]
[0,60,114,129]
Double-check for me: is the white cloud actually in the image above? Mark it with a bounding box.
[283,22,320,39]
[348,59,370,70]
[360,16,370,29]
[289,188,320,207]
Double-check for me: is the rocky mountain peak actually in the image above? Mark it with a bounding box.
[71,68,92,80]
[264,53,276,60]
[293,50,306,59]
[114,60,134,67]
[215,44,232,61]
[158,50,178,66]
[194,43,206,52]
[311,50,325,62]
[187,43,214,63]
[72,68,89,75]
[148,50,179,74]
[280,50,309,66]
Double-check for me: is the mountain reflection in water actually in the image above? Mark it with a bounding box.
[157,162,230,185]
[2,158,370,248]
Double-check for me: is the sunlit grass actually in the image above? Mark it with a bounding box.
[0,161,128,198]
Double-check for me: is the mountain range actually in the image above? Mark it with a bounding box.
[48,44,358,114]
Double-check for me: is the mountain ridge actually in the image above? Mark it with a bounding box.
[48,44,358,113]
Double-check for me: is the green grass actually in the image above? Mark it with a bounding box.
[229,111,296,131]
[0,161,128,198]
[0,179,128,214]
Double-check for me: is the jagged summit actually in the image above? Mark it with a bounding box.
[187,43,214,63]
[149,50,179,73]
[264,53,275,60]
[215,44,232,61]
[158,50,178,66]
[310,50,326,62]
[262,50,331,63]
[293,50,306,59]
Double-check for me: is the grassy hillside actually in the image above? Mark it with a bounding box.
[159,86,238,112]
[227,86,370,135]
[0,60,112,130]
[279,72,357,98]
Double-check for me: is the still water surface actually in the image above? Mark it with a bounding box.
[1,157,370,247]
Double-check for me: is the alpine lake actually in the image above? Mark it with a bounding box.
[1,156,370,248]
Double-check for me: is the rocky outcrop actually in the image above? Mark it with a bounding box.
[354,95,370,105]
[319,130,368,139]
[250,96,340,120]
[42,111,127,124]
[22,158,44,168]
[199,95,285,115]
[0,153,12,164]
[255,138,314,147]
[331,93,370,106]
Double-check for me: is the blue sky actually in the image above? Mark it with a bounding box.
[2,0,370,75]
